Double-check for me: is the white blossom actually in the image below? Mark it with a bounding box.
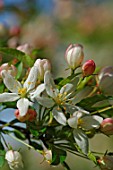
[0,66,39,116]
[5,150,23,170]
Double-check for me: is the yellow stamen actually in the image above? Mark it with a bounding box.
[18,88,27,98]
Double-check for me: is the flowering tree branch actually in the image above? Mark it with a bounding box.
[0,44,113,170]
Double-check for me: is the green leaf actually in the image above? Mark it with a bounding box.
[30,141,43,150]
[0,48,34,67]
[0,84,4,93]
[0,141,4,150]
[88,152,97,164]
[15,62,23,79]
[73,129,89,155]
[0,150,5,168]
[0,47,25,62]
[77,94,108,112]
[51,146,67,165]
[30,129,39,137]
[13,130,26,140]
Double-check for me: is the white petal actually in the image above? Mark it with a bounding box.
[24,66,38,91]
[5,150,15,162]
[52,106,67,125]
[73,129,88,155]
[68,116,78,128]
[0,93,20,102]
[35,96,54,108]
[44,71,58,99]
[60,83,74,94]
[30,84,45,98]
[17,98,32,116]
[1,70,22,93]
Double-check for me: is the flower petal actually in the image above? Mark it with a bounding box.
[73,129,88,155]
[35,96,55,108]
[52,106,67,126]
[0,93,20,102]
[68,116,78,128]
[80,115,103,130]
[60,83,74,94]
[17,98,32,116]
[1,70,22,93]
[24,66,38,91]
[30,84,45,98]
[44,71,58,99]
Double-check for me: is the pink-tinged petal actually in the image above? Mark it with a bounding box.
[24,66,38,92]
[1,70,22,93]
[0,93,20,102]
[17,98,32,116]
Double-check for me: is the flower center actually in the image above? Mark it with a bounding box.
[18,88,27,98]
[55,92,67,105]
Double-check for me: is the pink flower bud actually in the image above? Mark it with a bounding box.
[97,155,113,170]
[34,59,51,81]
[100,118,113,135]
[65,44,84,70]
[0,63,17,78]
[82,59,96,76]
[15,109,37,122]
[17,44,33,55]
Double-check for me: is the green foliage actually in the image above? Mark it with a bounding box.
[0,48,34,67]
[51,146,67,165]
[0,150,5,168]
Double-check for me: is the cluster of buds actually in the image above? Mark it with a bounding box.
[34,59,51,81]
[65,44,96,76]
[5,150,23,170]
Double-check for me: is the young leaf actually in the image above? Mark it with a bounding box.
[0,150,5,168]
[15,62,23,79]
[0,48,34,67]
[51,146,67,165]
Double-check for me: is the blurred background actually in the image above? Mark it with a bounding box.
[0,0,113,169]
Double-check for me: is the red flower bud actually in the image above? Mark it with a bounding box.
[97,155,113,170]
[82,59,96,76]
[100,118,113,135]
[15,109,37,122]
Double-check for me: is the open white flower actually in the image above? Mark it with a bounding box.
[5,150,23,170]
[0,66,38,116]
[68,108,103,130]
[32,71,78,125]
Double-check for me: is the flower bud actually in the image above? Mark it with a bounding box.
[97,155,113,170]
[0,63,17,78]
[17,43,33,55]
[15,109,37,122]
[82,59,96,76]
[65,44,84,70]
[5,150,23,170]
[34,59,51,81]
[100,118,113,135]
